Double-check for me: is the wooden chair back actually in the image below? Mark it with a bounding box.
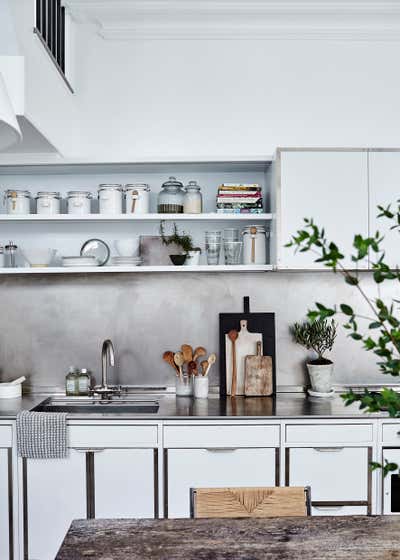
[190,486,311,518]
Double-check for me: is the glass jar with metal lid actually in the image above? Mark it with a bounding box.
[36,191,61,215]
[4,189,31,214]
[242,225,268,265]
[184,180,202,214]
[157,176,184,213]
[67,191,92,215]
[125,184,150,214]
[98,184,123,214]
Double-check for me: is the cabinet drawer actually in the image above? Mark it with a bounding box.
[164,424,279,448]
[312,505,368,517]
[69,424,158,448]
[288,447,369,502]
[382,423,400,444]
[285,423,373,444]
[167,447,277,517]
[0,425,12,447]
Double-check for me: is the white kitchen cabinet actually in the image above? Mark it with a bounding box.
[287,447,370,512]
[368,151,400,270]
[0,448,12,560]
[166,448,277,518]
[25,451,87,560]
[94,448,155,518]
[278,150,369,269]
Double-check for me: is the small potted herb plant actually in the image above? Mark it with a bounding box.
[291,318,337,394]
[160,221,195,265]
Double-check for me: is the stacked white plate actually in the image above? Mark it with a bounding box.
[62,256,98,267]
[109,256,143,267]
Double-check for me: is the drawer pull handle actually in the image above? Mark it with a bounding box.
[313,447,344,452]
[74,448,105,453]
[205,448,238,453]
[314,506,343,512]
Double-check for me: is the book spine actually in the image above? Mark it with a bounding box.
[216,208,264,214]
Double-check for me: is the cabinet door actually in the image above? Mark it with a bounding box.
[369,151,400,270]
[0,449,11,560]
[26,450,86,560]
[288,447,369,509]
[167,448,276,518]
[94,449,155,518]
[279,151,369,269]
[383,449,400,515]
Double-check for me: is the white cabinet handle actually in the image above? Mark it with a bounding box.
[313,447,344,452]
[205,448,238,453]
[313,506,343,512]
[74,448,105,453]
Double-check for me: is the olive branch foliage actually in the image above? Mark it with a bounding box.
[286,199,400,475]
[291,319,337,363]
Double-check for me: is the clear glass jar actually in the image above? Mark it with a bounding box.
[65,366,79,396]
[4,189,31,214]
[184,180,202,214]
[77,368,91,396]
[125,184,150,214]
[242,225,268,264]
[36,191,61,215]
[157,177,184,213]
[175,374,193,397]
[67,191,92,215]
[98,184,123,214]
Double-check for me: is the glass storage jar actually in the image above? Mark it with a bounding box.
[4,189,31,214]
[125,184,150,214]
[184,180,202,214]
[98,184,123,214]
[242,225,268,264]
[157,176,184,213]
[67,191,92,215]
[36,191,61,215]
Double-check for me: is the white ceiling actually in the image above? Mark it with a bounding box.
[64,0,400,40]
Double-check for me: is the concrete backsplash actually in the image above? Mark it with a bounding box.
[0,272,396,390]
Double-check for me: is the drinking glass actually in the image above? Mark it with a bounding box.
[206,242,221,265]
[205,230,222,243]
[224,241,242,265]
[223,228,240,241]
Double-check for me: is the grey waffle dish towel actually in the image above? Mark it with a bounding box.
[16,410,68,458]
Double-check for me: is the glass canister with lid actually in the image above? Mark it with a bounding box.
[4,189,31,214]
[184,180,202,214]
[242,225,268,264]
[67,191,92,215]
[125,184,150,214]
[157,176,184,213]
[36,191,61,215]
[98,184,123,214]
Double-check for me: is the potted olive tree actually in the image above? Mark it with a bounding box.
[160,221,198,265]
[291,319,337,394]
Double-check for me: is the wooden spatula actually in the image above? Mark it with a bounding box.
[163,351,179,375]
[193,346,206,362]
[228,330,239,396]
[181,344,193,363]
[244,341,273,396]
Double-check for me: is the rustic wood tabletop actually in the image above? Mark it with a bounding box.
[56,516,400,560]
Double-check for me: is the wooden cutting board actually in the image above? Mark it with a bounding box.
[244,341,273,396]
[225,320,262,396]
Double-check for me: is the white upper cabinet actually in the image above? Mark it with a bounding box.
[278,151,369,270]
[368,151,399,270]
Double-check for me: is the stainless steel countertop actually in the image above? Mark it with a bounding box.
[0,393,387,420]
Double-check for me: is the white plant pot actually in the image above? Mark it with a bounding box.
[307,362,334,393]
[184,250,201,266]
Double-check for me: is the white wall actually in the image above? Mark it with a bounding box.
[71,31,400,160]
[0,0,19,54]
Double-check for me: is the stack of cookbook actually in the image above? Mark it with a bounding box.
[216,183,263,214]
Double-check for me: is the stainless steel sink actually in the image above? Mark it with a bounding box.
[32,397,160,414]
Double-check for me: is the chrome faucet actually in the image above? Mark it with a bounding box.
[92,339,119,398]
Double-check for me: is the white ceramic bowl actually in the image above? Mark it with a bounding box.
[114,238,140,257]
[0,383,21,399]
[22,248,56,267]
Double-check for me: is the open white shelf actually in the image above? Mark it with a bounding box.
[0,264,274,274]
[0,213,274,223]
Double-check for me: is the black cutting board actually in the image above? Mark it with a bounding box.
[219,296,276,397]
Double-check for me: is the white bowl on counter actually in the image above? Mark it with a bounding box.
[114,238,140,257]
[22,248,56,268]
[0,376,25,399]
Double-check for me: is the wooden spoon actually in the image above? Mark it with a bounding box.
[204,353,216,377]
[200,360,209,376]
[188,360,198,376]
[193,346,206,362]
[163,351,179,375]
[181,344,193,363]
[250,226,257,263]
[228,330,239,396]
[174,352,185,378]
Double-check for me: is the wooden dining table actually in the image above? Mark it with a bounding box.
[56,516,400,559]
